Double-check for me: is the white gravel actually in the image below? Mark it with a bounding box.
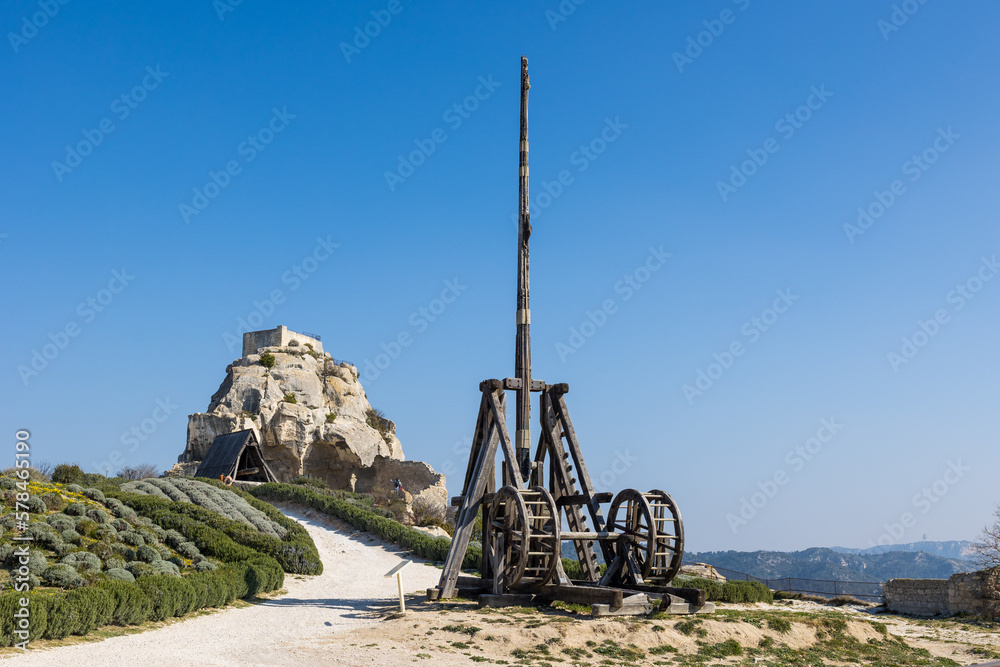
[1,505,444,666]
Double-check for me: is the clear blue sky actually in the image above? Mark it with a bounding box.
[3,1,998,553]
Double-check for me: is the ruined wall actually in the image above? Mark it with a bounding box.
[885,568,1000,617]
[242,326,324,357]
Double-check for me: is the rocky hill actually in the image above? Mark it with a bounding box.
[831,540,976,561]
[175,329,446,509]
[686,547,978,583]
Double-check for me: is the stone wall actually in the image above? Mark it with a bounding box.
[885,567,1000,617]
[242,326,324,357]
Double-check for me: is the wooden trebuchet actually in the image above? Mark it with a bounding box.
[428,57,702,615]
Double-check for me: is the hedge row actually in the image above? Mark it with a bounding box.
[106,488,321,576]
[675,576,774,604]
[0,560,282,646]
[250,483,482,570]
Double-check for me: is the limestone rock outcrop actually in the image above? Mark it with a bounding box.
[177,331,446,509]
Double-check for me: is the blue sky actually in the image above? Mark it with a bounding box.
[2,1,998,553]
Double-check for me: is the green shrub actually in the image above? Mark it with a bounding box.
[66,587,115,634]
[75,517,97,536]
[87,507,111,524]
[83,488,107,504]
[177,542,200,559]
[88,540,116,561]
[282,393,297,404]
[291,475,328,489]
[62,551,102,573]
[136,545,161,563]
[121,530,145,546]
[64,502,86,516]
[65,483,83,493]
[61,528,82,544]
[27,550,48,575]
[259,352,275,368]
[0,592,49,646]
[52,464,85,485]
[164,529,185,548]
[105,556,126,570]
[42,563,84,589]
[104,568,135,583]
[680,577,774,604]
[0,478,16,490]
[126,561,153,579]
[96,579,151,625]
[94,524,118,542]
[138,575,196,621]
[325,412,337,423]
[41,492,64,511]
[46,514,75,532]
[25,495,46,513]
[195,560,218,572]
[152,560,180,577]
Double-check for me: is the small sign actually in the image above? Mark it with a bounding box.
[384,560,410,578]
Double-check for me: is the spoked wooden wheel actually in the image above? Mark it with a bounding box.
[488,486,560,587]
[645,489,685,585]
[607,488,657,578]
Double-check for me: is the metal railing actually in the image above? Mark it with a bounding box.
[712,566,884,601]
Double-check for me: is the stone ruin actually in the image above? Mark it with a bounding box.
[172,326,447,511]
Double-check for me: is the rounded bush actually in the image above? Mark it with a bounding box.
[105,556,126,570]
[64,502,86,516]
[82,488,106,503]
[42,563,84,588]
[157,545,172,561]
[163,529,185,549]
[136,545,160,563]
[121,531,145,547]
[66,587,115,634]
[88,541,115,561]
[27,550,48,575]
[62,551,102,572]
[46,514,75,532]
[25,495,46,513]
[0,478,17,490]
[86,508,110,524]
[105,568,135,582]
[148,524,167,540]
[126,561,153,579]
[94,524,118,542]
[177,542,200,559]
[0,544,12,563]
[52,464,85,486]
[65,483,83,493]
[151,560,180,577]
[167,556,184,569]
[113,545,136,562]
[61,528,82,544]
[0,515,15,530]
[195,560,218,572]
[74,517,97,536]
[41,492,64,511]
[111,518,131,531]
[137,528,159,545]
[42,594,79,639]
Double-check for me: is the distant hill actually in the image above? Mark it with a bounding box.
[685,547,978,583]
[830,540,975,561]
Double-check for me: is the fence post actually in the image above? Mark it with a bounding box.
[833,581,838,597]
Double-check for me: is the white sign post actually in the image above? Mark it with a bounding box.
[384,560,411,614]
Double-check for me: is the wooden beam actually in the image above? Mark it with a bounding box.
[487,388,524,488]
[520,583,624,610]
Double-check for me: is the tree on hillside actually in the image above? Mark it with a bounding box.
[971,505,1000,568]
[117,464,159,481]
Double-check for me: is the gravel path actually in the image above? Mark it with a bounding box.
[1,505,444,666]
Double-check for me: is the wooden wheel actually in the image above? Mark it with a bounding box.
[488,486,560,588]
[607,489,657,579]
[645,489,685,585]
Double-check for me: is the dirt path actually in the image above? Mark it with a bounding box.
[0,505,443,666]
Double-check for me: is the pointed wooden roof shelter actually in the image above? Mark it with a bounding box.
[194,429,277,483]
